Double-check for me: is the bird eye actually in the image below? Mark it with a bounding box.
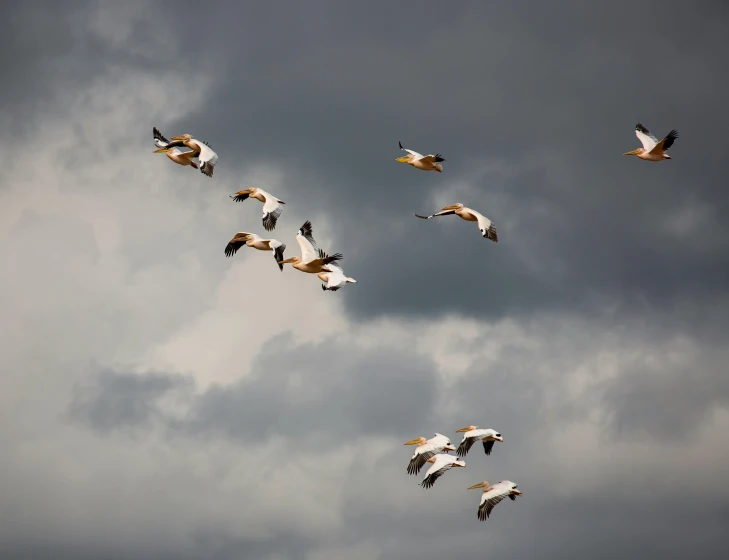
[496,433,501,437]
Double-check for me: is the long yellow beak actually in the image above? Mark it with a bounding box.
[153,148,169,153]
[455,427,471,433]
[404,439,421,446]
[623,149,640,156]
[278,258,295,264]
[395,156,410,163]
[467,482,485,490]
[513,489,523,496]
[170,136,185,141]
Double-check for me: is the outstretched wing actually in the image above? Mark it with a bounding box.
[421,153,446,163]
[153,126,170,148]
[649,129,679,153]
[230,191,250,202]
[297,220,319,263]
[482,440,496,456]
[262,207,282,231]
[478,483,511,521]
[414,209,456,220]
[318,248,343,266]
[197,142,218,177]
[420,465,452,489]
[635,123,659,151]
[224,232,252,257]
[456,436,477,457]
[407,443,440,475]
[272,243,286,271]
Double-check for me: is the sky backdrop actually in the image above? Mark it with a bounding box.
[2,1,729,559]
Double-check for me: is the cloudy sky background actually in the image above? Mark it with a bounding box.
[2,1,729,558]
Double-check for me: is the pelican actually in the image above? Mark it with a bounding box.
[278,220,344,274]
[623,123,679,161]
[230,188,286,232]
[319,264,357,291]
[396,141,445,172]
[420,454,466,489]
[404,433,456,475]
[455,426,503,457]
[415,203,498,242]
[152,127,199,169]
[167,134,219,177]
[224,232,286,271]
[467,480,522,521]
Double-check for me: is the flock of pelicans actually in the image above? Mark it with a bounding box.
[152,120,680,521]
[404,426,518,521]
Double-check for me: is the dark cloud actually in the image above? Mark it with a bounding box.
[117,0,729,325]
[68,368,191,433]
[605,342,729,440]
[68,331,439,445]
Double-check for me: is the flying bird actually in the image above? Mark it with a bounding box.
[404,433,456,475]
[230,188,286,232]
[455,426,503,457]
[420,454,466,489]
[167,133,219,177]
[623,123,679,161]
[224,232,286,271]
[415,203,498,242]
[467,480,522,521]
[319,264,357,291]
[278,220,344,275]
[152,127,200,169]
[396,141,446,172]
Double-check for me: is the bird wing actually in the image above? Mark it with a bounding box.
[482,440,496,456]
[306,249,343,269]
[649,129,679,154]
[407,441,441,475]
[321,264,347,290]
[230,191,250,202]
[421,153,446,163]
[271,242,286,271]
[475,213,499,242]
[153,127,169,147]
[414,209,457,220]
[478,482,512,521]
[296,220,319,263]
[634,123,659,151]
[420,456,455,489]
[456,435,477,457]
[196,142,219,177]
[224,232,252,257]
[403,148,425,160]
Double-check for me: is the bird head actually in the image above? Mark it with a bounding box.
[443,443,456,452]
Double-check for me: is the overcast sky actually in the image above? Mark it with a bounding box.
[1,1,729,559]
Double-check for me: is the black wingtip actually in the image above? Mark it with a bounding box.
[399,141,404,149]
